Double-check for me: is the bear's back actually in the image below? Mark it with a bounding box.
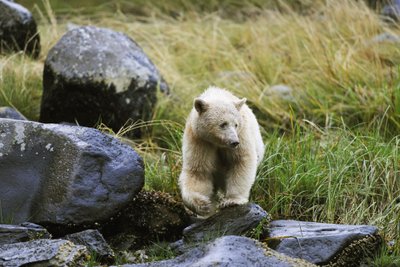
[199,86,239,102]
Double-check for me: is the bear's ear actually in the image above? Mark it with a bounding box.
[235,98,247,110]
[194,98,209,114]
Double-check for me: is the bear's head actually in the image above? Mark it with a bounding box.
[192,97,246,148]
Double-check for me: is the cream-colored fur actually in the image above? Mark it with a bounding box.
[179,86,265,216]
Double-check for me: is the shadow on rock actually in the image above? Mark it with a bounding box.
[102,190,192,251]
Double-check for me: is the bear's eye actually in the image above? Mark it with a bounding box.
[219,122,228,129]
[235,123,238,128]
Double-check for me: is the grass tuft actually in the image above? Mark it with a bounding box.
[253,125,400,249]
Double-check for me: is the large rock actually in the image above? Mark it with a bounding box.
[0,106,27,120]
[40,25,169,138]
[102,190,191,251]
[116,236,316,267]
[182,203,270,243]
[0,0,40,58]
[266,220,382,266]
[0,119,144,233]
[0,222,51,245]
[0,239,89,266]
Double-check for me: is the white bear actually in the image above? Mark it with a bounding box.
[179,86,265,216]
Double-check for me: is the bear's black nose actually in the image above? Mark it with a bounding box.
[230,141,239,148]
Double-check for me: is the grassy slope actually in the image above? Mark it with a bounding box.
[1,0,399,264]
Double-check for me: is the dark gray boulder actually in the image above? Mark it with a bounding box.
[0,239,88,266]
[0,106,27,120]
[65,229,114,263]
[40,25,169,138]
[115,236,316,267]
[266,220,382,266]
[0,222,51,245]
[0,119,144,234]
[0,0,40,58]
[182,203,270,243]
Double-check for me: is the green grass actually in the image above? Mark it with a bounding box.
[254,126,400,246]
[0,55,42,120]
[1,0,400,264]
[0,201,15,224]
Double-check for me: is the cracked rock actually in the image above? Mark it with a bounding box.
[183,203,270,243]
[0,119,144,235]
[65,229,114,263]
[0,239,88,267]
[115,236,316,267]
[266,220,382,266]
[0,222,51,245]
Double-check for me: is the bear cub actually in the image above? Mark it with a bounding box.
[179,86,265,216]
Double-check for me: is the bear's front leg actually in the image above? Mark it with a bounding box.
[220,158,257,208]
[179,170,216,216]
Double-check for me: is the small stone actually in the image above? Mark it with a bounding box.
[0,107,27,120]
[370,33,400,44]
[65,229,114,263]
[0,222,51,245]
[263,84,294,101]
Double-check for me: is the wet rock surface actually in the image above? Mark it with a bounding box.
[65,229,115,263]
[266,220,382,266]
[182,203,270,243]
[0,107,27,120]
[0,0,40,58]
[0,239,89,267]
[0,200,383,266]
[40,25,169,138]
[0,119,144,233]
[116,236,316,267]
[103,190,191,251]
[0,222,51,245]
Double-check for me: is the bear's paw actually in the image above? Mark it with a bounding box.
[192,196,215,216]
[219,197,248,208]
